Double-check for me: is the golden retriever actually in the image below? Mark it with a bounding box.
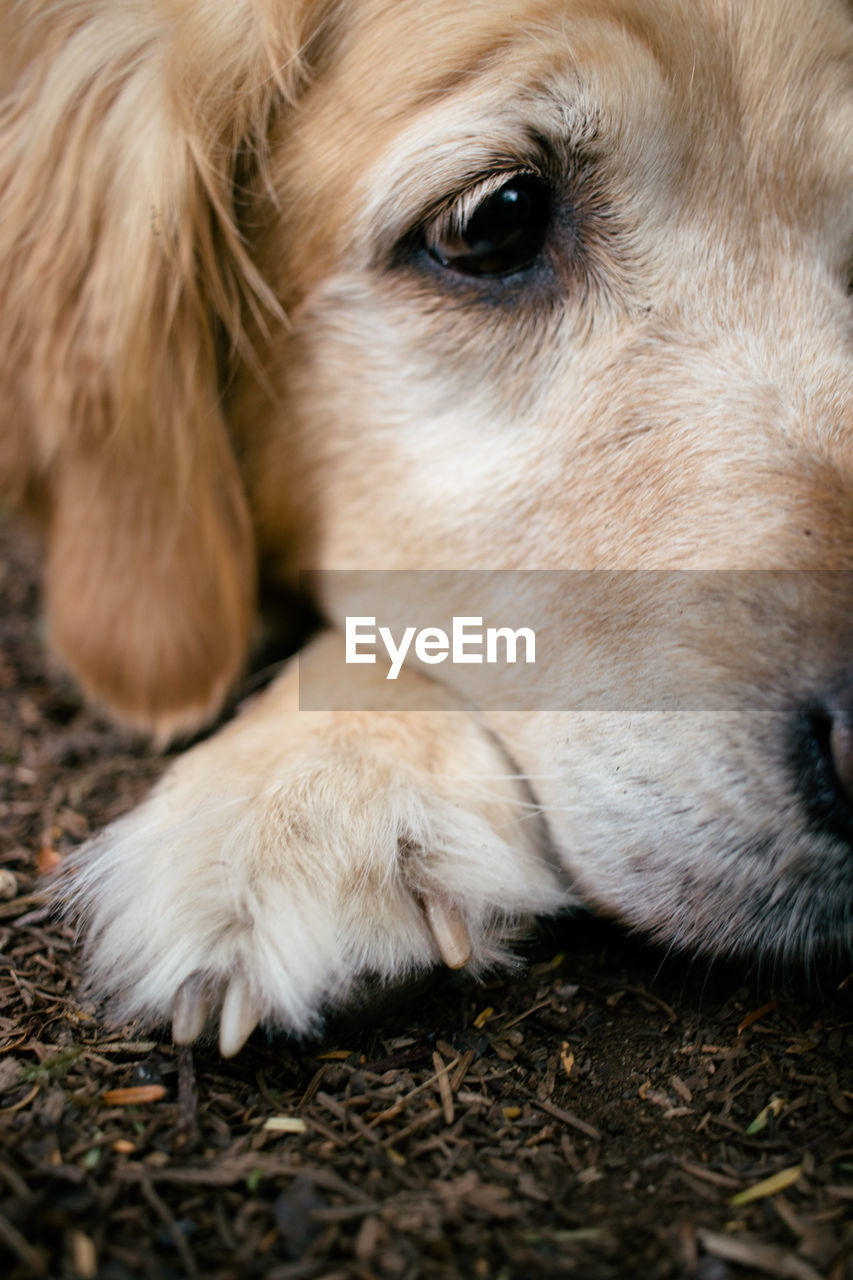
[2,0,852,1055]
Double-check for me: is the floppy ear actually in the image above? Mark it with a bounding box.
[0,0,318,739]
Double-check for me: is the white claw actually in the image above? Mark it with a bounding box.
[171,977,209,1045]
[423,894,472,970]
[218,975,261,1057]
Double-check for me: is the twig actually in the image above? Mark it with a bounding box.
[140,1176,198,1277]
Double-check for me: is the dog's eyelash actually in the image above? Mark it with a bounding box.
[393,142,611,296]
[430,169,543,238]
[394,168,555,283]
[425,171,551,276]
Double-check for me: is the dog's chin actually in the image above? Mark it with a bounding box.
[499,675,853,976]
[571,820,853,976]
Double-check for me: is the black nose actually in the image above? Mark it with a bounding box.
[794,681,853,843]
[829,702,853,806]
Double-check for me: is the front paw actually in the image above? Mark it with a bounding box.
[60,683,567,1054]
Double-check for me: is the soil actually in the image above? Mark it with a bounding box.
[0,519,851,1280]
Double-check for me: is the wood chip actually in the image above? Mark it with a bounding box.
[738,1001,779,1034]
[450,1048,475,1093]
[671,1074,693,1103]
[533,1098,601,1141]
[679,1159,740,1189]
[0,1209,47,1274]
[70,1229,97,1280]
[101,1085,167,1106]
[35,846,62,876]
[432,1051,454,1125]
[697,1230,824,1280]
[262,1117,308,1134]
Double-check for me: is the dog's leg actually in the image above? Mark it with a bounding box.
[62,633,568,1053]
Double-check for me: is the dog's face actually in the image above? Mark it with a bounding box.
[247,0,853,570]
[228,0,853,962]
[4,0,853,982]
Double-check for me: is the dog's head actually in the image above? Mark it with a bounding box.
[3,0,853,961]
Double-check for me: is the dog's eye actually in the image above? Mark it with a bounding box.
[426,175,551,278]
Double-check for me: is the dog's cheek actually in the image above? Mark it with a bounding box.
[259,283,552,568]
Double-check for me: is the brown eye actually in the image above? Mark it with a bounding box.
[428,175,551,278]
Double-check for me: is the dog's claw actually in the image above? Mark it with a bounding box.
[218,976,261,1057]
[171,977,209,1044]
[423,893,472,969]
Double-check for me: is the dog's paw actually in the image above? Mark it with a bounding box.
[60,678,566,1054]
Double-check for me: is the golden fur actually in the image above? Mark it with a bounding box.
[2,0,852,1052]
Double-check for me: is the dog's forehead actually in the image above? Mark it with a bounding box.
[281,0,853,269]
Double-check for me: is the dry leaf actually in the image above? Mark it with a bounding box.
[746,1096,785,1135]
[729,1164,803,1207]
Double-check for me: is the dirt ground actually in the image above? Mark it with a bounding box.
[0,519,851,1280]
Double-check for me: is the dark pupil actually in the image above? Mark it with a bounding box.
[440,177,550,277]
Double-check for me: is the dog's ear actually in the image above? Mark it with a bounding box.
[0,1,321,739]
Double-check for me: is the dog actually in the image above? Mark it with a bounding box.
[1,0,852,1056]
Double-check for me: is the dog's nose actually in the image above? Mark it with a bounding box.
[795,681,853,842]
[828,695,853,806]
